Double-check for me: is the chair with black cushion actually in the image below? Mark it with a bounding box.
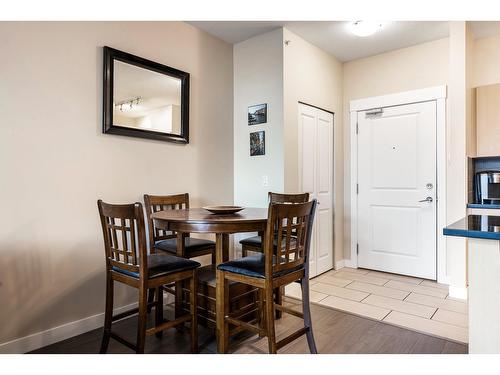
[239,192,309,318]
[144,193,216,316]
[97,200,199,354]
[240,192,309,257]
[144,193,216,262]
[216,199,318,354]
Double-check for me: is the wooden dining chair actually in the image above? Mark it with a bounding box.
[97,200,200,354]
[240,192,310,257]
[144,193,216,316]
[216,199,318,354]
[144,193,216,262]
[239,192,310,318]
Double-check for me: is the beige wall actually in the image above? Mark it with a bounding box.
[233,29,284,208]
[472,35,500,88]
[0,22,233,348]
[342,38,449,260]
[282,28,344,263]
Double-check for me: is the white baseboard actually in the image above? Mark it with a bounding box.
[448,285,468,300]
[437,275,451,286]
[334,260,345,270]
[343,259,357,269]
[0,302,138,354]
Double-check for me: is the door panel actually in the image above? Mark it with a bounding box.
[357,101,437,279]
[299,103,334,277]
[316,111,333,274]
[371,114,418,189]
[300,111,316,195]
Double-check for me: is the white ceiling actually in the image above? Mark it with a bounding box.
[190,21,500,62]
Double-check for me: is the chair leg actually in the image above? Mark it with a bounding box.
[257,288,266,337]
[147,288,155,313]
[264,286,277,354]
[300,277,318,354]
[189,270,198,353]
[274,287,283,319]
[211,250,216,265]
[136,286,148,354]
[216,269,229,354]
[100,273,113,354]
[155,286,164,338]
[174,280,183,331]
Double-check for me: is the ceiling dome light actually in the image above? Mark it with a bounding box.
[348,21,384,37]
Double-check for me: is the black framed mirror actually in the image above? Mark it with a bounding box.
[103,46,189,143]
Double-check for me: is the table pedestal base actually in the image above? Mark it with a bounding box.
[181,265,260,332]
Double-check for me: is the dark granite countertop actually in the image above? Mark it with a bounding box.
[467,203,500,209]
[443,215,500,240]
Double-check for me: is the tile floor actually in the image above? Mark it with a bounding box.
[285,267,468,343]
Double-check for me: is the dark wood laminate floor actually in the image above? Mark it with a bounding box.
[31,299,467,354]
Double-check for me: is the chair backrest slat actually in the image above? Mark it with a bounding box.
[144,193,190,252]
[269,192,309,204]
[264,200,317,278]
[98,200,147,277]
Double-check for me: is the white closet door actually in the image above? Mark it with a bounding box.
[298,103,334,278]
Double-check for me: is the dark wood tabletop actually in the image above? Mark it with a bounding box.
[151,207,268,234]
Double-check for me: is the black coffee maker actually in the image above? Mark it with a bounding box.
[475,171,500,204]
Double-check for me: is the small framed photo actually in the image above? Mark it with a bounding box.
[248,103,267,126]
[250,131,265,156]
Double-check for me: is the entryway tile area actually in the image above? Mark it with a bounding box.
[285,267,468,344]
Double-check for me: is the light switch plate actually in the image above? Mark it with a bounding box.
[262,175,269,187]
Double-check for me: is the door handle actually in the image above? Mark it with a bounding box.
[418,197,433,203]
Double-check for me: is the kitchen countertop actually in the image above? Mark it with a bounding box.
[443,215,500,240]
[467,203,500,209]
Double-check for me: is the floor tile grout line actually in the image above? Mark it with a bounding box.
[380,309,393,321]
[343,280,355,288]
[382,297,468,316]
[346,287,413,301]
[430,314,469,329]
[428,307,439,320]
[378,284,449,298]
[360,299,438,320]
[358,292,372,303]
[408,290,463,303]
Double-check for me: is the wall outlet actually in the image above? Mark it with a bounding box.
[262,175,269,187]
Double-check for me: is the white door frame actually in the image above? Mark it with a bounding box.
[348,85,448,284]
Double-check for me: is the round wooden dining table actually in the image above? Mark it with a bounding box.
[150,207,268,353]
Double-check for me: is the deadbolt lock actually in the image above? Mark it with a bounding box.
[426,183,433,189]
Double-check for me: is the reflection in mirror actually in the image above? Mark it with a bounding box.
[113,61,182,135]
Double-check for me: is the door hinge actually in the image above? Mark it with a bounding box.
[356,243,359,255]
[356,121,359,134]
[356,183,359,195]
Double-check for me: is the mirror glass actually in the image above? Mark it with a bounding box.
[113,60,182,135]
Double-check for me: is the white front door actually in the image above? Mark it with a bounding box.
[298,103,334,277]
[357,101,437,280]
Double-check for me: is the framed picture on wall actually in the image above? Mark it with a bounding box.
[248,103,267,125]
[250,131,265,156]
